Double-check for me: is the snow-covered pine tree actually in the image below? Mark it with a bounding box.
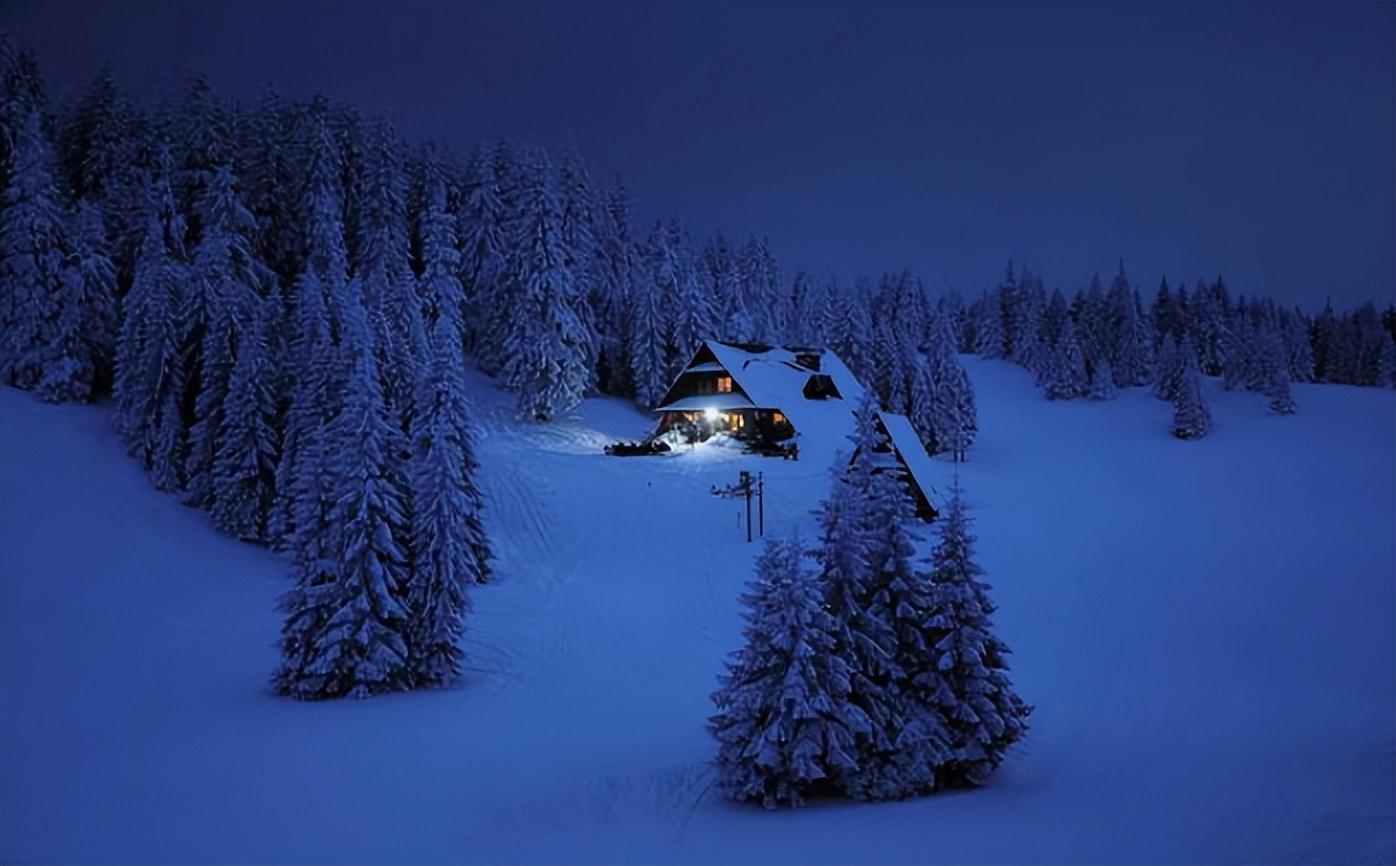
[1259,325,1296,414]
[629,221,673,409]
[407,312,490,687]
[1153,334,1185,402]
[416,172,464,335]
[781,270,813,346]
[1190,282,1227,376]
[667,218,714,375]
[240,86,300,284]
[924,481,1030,787]
[182,163,268,508]
[1009,277,1044,373]
[826,280,872,382]
[274,292,412,700]
[1280,308,1314,383]
[594,181,636,397]
[973,289,1006,358]
[56,69,134,206]
[1070,276,1104,368]
[1086,359,1118,400]
[1040,318,1087,400]
[175,76,235,245]
[737,236,780,343]
[871,314,908,413]
[933,364,976,462]
[709,537,868,809]
[907,357,937,453]
[1266,365,1296,415]
[352,119,427,432]
[267,109,347,552]
[0,98,68,390]
[706,234,753,343]
[1248,313,1291,399]
[267,267,333,554]
[1221,312,1250,391]
[920,310,977,459]
[501,154,592,420]
[557,150,602,383]
[112,145,190,488]
[34,202,117,403]
[472,140,522,375]
[1039,289,1071,350]
[816,393,905,799]
[1112,289,1156,388]
[859,445,953,798]
[1151,277,1177,349]
[209,297,280,541]
[1171,339,1212,440]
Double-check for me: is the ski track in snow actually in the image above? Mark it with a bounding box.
[1,359,1393,864]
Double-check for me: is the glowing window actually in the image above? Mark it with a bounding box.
[716,376,733,393]
[773,411,787,426]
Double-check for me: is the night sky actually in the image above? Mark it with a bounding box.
[6,1,1393,308]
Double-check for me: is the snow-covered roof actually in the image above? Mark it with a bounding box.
[654,393,757,413]
[698,341,866,459]
[680,361,726,374]
[878,411,942,508]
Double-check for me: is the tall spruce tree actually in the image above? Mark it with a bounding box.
[1171,340,1212,440]
[209,297,280,541]
[267,108,346,553]
[182,163,268,507]
[1040,318,1087,400]
[1112,290,1156,388]
[629,221,672,409]
[112,145,190,488]
[817,394,904,798]
[407,313,490,687]
[924,482,1031,787]
[501,155,593,420]
[34,202,116,403]
[973,290,1006,358]
[710,538,868,808]
[274,293,412,700]
[0,99,68,389]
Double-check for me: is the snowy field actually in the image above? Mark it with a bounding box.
[1,358,1393,864]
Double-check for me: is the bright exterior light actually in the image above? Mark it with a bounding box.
[703,407,721,422]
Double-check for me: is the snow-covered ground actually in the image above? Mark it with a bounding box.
[2,359,1392,864]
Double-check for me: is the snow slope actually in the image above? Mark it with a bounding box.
[2,360,1392,864]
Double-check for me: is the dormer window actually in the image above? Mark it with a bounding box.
[716,376,733,393]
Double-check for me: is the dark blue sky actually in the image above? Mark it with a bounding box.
[6,1,1393,308]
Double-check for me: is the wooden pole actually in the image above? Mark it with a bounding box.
[758,472,764,537]
[742,471,752,543]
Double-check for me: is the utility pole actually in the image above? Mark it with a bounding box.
[742,470,752,542]
[758,472,764,538]
[711,470,764,543]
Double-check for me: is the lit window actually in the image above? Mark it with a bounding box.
[716,376,732,393]
[773,411,787,426]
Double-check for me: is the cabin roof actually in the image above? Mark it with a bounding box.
[877,411,943,508]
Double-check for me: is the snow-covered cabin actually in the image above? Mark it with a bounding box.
[652,341,864,447]
[651,340,941,519]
